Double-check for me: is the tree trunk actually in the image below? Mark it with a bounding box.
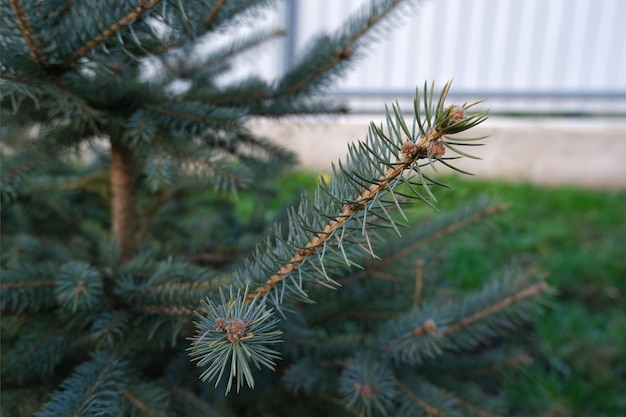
[110,139,136,263]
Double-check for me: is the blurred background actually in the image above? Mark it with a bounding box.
[283,0,626,116]
[221,0,626,115]
[210,0,626,189]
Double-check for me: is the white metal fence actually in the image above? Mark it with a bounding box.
[225,0,626,115]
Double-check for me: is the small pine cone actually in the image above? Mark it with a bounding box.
[447,105,465,126]
[423,319,437,333]
[354,383,375,397]
[334,47,352,60]
[427,140,445,159]
[225,318,249,343]
[401,141,419,159]
[360,384,374,397]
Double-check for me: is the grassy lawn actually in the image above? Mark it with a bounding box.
[431,177,626,416]
[246,172,626,416]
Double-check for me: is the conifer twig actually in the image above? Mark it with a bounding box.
[0,71,32,81]
[170,386,214,412]
[249,126,448,301]
[441,281,549,336]
[378,203,508,270]
[1,152,50,185]
[457,398,499,417]
[63,0,163,66]
[394,379,446,417]
[279,0,406,96]
[160,143,245,185]
[412,258,424,308]
[185,252,238,267]
[136,305,197,316]
[323,310,397,326]
[204,0,227,28]
[201,0,411,105]
[1,279,55,289]
[110,140,137,262]
[9,0,43,65]
[183,28,287,79]
[383,281,549,352]
[446,352,530,378]
[382,318,438,352]
[340,203,507,285]
[121,389,156,416]
[148,105,239,128]
[310,393,362,417]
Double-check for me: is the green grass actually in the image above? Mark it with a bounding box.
[433,178,626,416]
[264,172,626,416]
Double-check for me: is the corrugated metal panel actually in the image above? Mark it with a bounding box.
[219,0,626,114]
[284,0,626,114]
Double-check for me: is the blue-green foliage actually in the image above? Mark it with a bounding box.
[1,0,551,416]
[189,287,282,393]
[339,354,398,417]
[0,262,58,312]
[2,320,76,382]
[55,260,104,311]
[35,354,127,417]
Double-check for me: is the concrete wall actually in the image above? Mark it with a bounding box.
[249,116,626,190]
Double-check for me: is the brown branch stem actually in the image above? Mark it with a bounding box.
[110,139,137,263]
[1,280,55,289]
[121,389,155,416]
[444,352,530,378]
[9,0,43,65]
[204,0,227,28]
[412,258,424,308]
[441,282,549,336]
[136,305,198,316]
[383,281,548,352]
[394,379,446,417]
[64,0,163,66]
[149,105,239,128]
[0,71,33,82]
[457,398,500,417]
[249,128,444,301]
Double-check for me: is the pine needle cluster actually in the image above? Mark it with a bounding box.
[1,1,550,416]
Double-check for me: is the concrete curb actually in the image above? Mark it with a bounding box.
[248,116,626,190]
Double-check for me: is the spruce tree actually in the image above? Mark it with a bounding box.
[1,1,550,416]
